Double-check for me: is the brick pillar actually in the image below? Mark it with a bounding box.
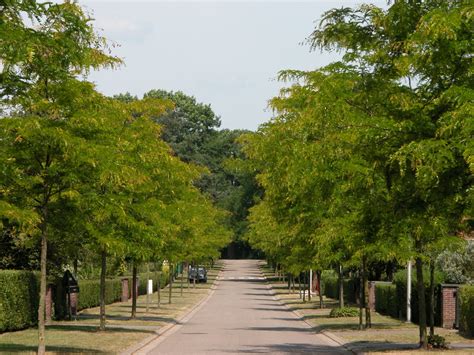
[441,284,459,329]
[368,281,376,311]
[121,278,129,302]
[69,292,78,316]
[45,284,53,323]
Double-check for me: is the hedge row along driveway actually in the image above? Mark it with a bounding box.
[0,269,170,332]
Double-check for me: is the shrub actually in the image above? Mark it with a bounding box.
[393,269,443,324]
[76,279,121,311]
[323,277,338,299]
[428,334,447,349]
[375,282,398,318]
[135,271,170,296]
[323,276,358,304]
[459,285,474,336]
[0,270,40,332]
[329,307,359,318]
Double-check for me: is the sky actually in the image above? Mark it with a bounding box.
[84,1,386,131]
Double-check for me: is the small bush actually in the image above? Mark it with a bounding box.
[428,334,447,349]
[329,307,359,318]
[459,285,474,336]
[0,270,40,332]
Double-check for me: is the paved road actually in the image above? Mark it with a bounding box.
[148,260,349,354]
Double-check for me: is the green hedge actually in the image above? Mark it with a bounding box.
[0,270,40,332]
[323,277,357,303]
[375,282,399,318]
[459,285,474,336]
[393,270,442,325]
[76,279,122,311]
[136,272,170,296]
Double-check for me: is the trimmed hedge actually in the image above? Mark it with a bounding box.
[323,277,357,304]
[375,282,398,318]
[0,270,40,332]
[459,285,474,336]
[76,279,122,311]
[1,269,174,328]
[136,271,170,296]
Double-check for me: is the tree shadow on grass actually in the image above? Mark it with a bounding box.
[0,343,106,353]
[46,324,156,334]
[77,313,176,324]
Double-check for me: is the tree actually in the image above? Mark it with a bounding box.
[1,2,119,352]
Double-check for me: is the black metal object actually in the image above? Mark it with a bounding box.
[62,270,80,293]
[62,270,79,320]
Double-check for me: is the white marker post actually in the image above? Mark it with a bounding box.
[147,279,153,313]
[407,260,412,322]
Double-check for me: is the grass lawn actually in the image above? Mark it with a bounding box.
[261,264,474,351]
[0,263,222,354]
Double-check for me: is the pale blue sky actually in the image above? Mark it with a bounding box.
[84,1,386,130]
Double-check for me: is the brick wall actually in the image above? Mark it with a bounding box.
[441,285,459,329]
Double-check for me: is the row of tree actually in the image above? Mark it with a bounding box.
[241,0,472,349]
[0,2,230,354]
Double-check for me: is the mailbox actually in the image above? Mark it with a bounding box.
[63,270,80,294]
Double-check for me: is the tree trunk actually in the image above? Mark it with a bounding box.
[157,271,161,308]
[181,267,184,296]
[359,269,364,330]
[302,273,306,302]
[429,260,435,337]
[73,258,78,279]
[37,220,48,355]
[317,270,323,309]
[99,249,107,330]
[416,256,428,349]
[299,274,302,299]
[169,264,173,304]
[131,264,137,318]
[307,271,311,302]
[363,256,371,328]
[338,264,344,308]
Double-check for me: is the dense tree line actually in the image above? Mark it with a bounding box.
[115,90,260,258]
[242,0,472,348]
[0,1,230,353]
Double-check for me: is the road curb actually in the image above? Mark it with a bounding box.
[120,270,222,355]
[261,273,356,354]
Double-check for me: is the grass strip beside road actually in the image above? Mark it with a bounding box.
[0,263,222,354]
[261,264,474,353]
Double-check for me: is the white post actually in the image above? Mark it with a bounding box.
[147,279,153,313]
[309,269,313,294]
[407,260,412,322]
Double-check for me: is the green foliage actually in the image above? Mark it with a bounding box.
[118,90,258,258]
[323,277,338,299]
[322,276,357,304]
[329,307,359,318]
[76,279,122,311]
[136,272,170,296]
[428,334,447,349]
[459,285,474,337]
[375,283,399,319]
[0,270,39,332]
[436,241,474,284]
